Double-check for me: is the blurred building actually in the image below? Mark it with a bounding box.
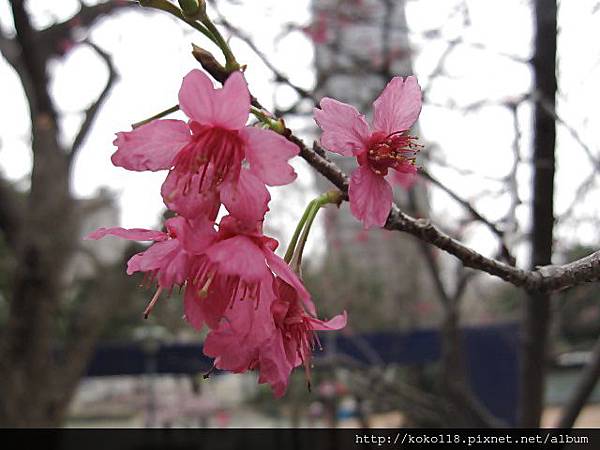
[66,188,127,284]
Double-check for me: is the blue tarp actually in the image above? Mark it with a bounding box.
[85,323,519,425]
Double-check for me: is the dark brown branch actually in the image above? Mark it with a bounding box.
[0,176,24,249]
[280,127,600,294]
[10,0,56,122]
[420,168,515,265]
[520,0,557,427]
[37,1,136,59]
[69,41,118,164]
[209,4,317,102]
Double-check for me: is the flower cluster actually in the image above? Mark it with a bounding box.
[88,69,345,397]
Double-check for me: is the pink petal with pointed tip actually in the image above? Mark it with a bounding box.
[126,239,179,275]
[111,119,191,171]
[263,251,316,316]
[372,76,422,135]
[313,97,370,156]
[308,310,347,331]
[178,70,250,130]
[349,166,393,229]
[241,127,298,186]
[86,227,167,242]
[220,169,270,224]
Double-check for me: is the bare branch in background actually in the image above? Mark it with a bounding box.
[69,41,118,164]
[10,0,57,123]
[209,1,317,102]
[420,167,515,265]
[37,1,136,59]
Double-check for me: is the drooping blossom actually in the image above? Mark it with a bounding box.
[203,277,346,397]
[111,69,299,223]
[258,278,346,396]
[183,215,315,332]
[314,76,422,228]
[86,216,216,316]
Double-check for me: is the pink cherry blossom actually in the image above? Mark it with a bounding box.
[258,278,346,397]
[314,76,422,228]
[203,277,346,398]
[201,283,276,375]
[183,215,315,332]
[111,70,299,223]
[87,216,216,317]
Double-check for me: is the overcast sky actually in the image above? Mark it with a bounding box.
[0,0,598,265]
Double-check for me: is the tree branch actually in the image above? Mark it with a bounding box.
[69,41,118,164]
[36,1,136,60]
[9,0,56,123]
[420,167,515,265]
[281,129,600,293]
[0,176,24,250]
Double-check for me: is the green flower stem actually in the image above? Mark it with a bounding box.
[286,190,344,270]
[139,0,218,44]
[284,199,316,264]
[131,104,180,129]
[290,200,321,270]
[198,16,239,71]
[250,106,285,134]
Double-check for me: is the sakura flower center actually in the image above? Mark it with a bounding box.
[363,130,420,176]
[173,122,245,191]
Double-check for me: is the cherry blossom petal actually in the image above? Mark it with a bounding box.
[349,166,393,229]
[205,236,271,282]
[85,227,167,242]
[220,169,270,224]
[258,332,294,398]
[263,251,316,316]
[313,97,370,156]
[241,127,298,186]
[388,165,418,190]
[183,288,206,330]
[179,218,218,255]
[126,239,179,275]
[158,250,189,287]
[204,324,259,372]
[178,70,250,130]
[372,76,422,135]
[308,311,348,331]
[184,279,229,331]
[161,170,221,220]
[224,282,276,340]
[111,120,191,171]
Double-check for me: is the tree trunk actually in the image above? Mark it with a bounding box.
[519,0,557,427]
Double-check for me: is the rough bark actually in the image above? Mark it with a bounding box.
[0,0,134,426]
[519,0,557,427]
